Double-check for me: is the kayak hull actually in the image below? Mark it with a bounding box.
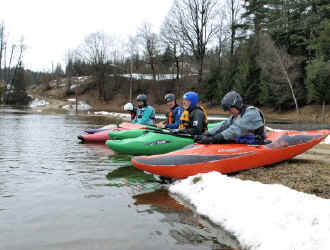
[132,130,330,179]
[78,122,146,143]
[106,132,194,155]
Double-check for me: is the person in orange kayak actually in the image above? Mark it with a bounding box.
[123,102,137,121]
[156,93,183,129]
[196,90,265,144]
[170,91,208,136]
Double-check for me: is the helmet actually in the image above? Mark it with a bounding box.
[183,91,198,108]
[124,102,134,111]
[136,94,147,106]
[221,91,243,111]
[164,93,175,103]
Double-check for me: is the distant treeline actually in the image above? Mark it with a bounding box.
[1,1,330,114]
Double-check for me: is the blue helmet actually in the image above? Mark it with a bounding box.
[183,91,198,108]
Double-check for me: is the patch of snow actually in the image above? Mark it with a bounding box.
[70,84,80,90]
[62,101,92,111]
[30,98,49,108]
[170,172,330,250]
[67,98,76,102]
[321,135,330,144]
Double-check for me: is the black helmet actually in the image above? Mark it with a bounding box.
[164,93,175,103]
[136,94,147,106]
[221,91,243,111]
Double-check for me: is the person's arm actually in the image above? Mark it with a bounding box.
[221,109,264,140]
[207,118,231,136]
[165,107,183,129]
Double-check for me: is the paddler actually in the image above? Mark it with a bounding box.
[196,90,265,144]
[123,102,137,121]
[132,94,156,126]
[156,93,183,129]
[169,91,208,136]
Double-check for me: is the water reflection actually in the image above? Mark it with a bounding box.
[133,189,240,250]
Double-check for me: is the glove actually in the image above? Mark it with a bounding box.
[197,135,215,144]
[193,135,201,142]
[213,133,225,144]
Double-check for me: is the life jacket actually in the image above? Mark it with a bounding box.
[235,106,266,144]
[166,104,179,124]
[179,105,208,130]
[135,105,156,125]
[130,110,137,121]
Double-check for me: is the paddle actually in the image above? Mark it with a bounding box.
[144,128,194,139]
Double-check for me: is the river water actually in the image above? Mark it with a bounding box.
[1,106,329,250]
[0,107,241,250]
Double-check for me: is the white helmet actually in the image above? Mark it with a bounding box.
[124,102,134,111]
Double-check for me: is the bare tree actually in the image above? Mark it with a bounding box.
[164,0,219,84]
[258,34,300,114]
[215,7,229,66]
[76,32,113,100]
[137,22,160,81]
[161,17,186,81]
[0,21,5,79]
[225,0,242,56]
[126,35,141,102]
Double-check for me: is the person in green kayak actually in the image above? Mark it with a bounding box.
[170,91,208,136]
[132,94,156,126]
[156,93,184,129]
[196,90,265,144]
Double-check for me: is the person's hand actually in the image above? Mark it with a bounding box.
[156,122,165,128]
[193,135,201,142]
[197,135,214,144]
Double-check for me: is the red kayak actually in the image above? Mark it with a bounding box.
[132,130,330,179]
[78,122,146,143]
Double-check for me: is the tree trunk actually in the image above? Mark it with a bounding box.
[274,48,300,115]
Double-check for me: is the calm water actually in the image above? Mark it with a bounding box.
[0,107,240,250]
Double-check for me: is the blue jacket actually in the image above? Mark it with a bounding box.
[132,105,156,125]
[165,105,184,129]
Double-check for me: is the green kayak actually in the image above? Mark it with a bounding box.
[106,132,194,155]
[108,121,224,140]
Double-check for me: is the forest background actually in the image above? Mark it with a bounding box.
[0,0,329,119]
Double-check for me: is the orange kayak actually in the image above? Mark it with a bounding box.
[132,130,330,179]
[78,122,147,143]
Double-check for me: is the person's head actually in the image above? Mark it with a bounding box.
[164,93,176,109]
[136,94,148,108]
[221,90,243,116]
[182,91,198,110]
[123,102,134,112]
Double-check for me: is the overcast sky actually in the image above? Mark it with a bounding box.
[1,0,173,71]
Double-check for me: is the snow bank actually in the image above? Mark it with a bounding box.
[321,135,330,144]
[62,101,92,111]
[170,172,330,250]
[29,98,49,108]
[94,111,131,121]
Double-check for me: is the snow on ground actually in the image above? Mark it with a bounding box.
[29,98,49,108]
[169,172,330,250]
[94,111,131,121]
[321,135,330,144]
[62,101,92,111]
